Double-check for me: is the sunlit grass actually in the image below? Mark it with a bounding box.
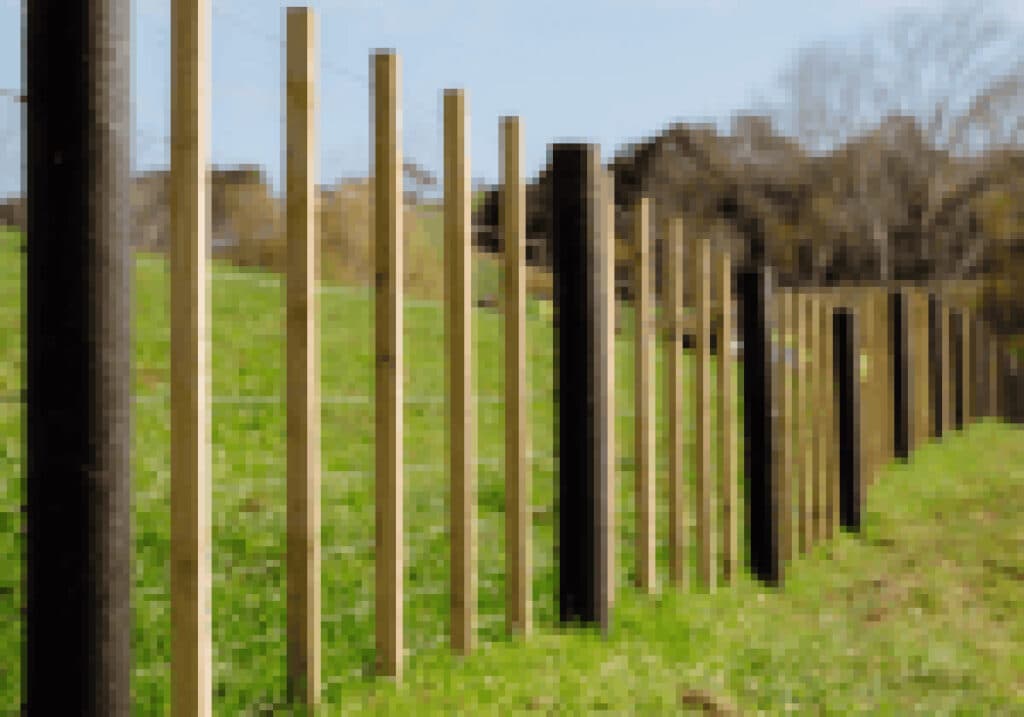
[0,226,1021,712]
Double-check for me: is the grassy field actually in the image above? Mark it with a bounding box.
[0,225,1022,713]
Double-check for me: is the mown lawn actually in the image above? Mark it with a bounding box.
[0,226,1021,713]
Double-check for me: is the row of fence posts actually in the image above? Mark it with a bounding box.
[21,2,1020,714]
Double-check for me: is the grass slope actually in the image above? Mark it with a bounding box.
[0,227,1021,713]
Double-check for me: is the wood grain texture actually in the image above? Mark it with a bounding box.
[502,116,531,636]
[444,88,475,654]
[373,50,403,679]
[695,233,714,590]
[717,250,737,580]
[635,199,655,592]
[666,216,686,587]
[170,0,211,713]
[285,7,321,707]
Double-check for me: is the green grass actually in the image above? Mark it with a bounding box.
[1,225,1022,713]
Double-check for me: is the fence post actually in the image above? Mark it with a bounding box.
[951,311,964,430]
[445,88,475,654]
[777,290,793,564]
[25,0,132,712]
[502,116,531,636]
[890,290,910,460]
[821,293,837,538]
[961,309,971,427]
[740,266,781,584]
[929,293,946,439]
[695,233,715,590]
[373,49,403,679]
[552,143,610,630]
[796,293,812,555]
[285,8,320,706]
[835,308,862,532]
[169,0,212,712]
[634,199,655,592]
[989,334,999,420]
[666,216,686,587]
[603,169,616,607]
[809,294,824,544]
[717,249,737,580]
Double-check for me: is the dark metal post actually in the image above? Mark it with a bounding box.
[25,0,132,714]
[551,143,610,631]
[928,293,943,439]
[890,291,910,461]
[834,309,861,532]
[740,267,780,585]
[952,312,964,430]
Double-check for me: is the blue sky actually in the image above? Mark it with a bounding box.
[0,0,1020,197]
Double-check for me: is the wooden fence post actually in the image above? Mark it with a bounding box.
[740,266,781,584]
[552,143,610,631]
[286,7,320,706]
[777,290,793,564]
[170,0,212,711]
[959,310,970,429]
[634,199,655,593]
[989,334,999,420]
[25,0,133,712]
[373,49,403,679]
[835,308,862,532]
[914,290,930,450]
[695,233,715,590]
[502,116,531,636]
[445,89,475,654]
[820,294,836,539]
[809,294,824,544]
[929,293,946,439]
[717,250,737,580]
[666,216,686,587]
[797,293,812,555]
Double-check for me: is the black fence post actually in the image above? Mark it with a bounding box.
[834,308,862,532]
[551,143,610,631]
[25,1,132,714]
[951,311,964,430]
[890,290,910,461]
[928,293,944,439]
[740,267,780,585]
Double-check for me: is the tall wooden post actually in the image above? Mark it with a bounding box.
[959,311,970,429]
[25,0,133,713]
[797,293,813,554]
[286,8,320,707]
[989,334,999,421]
[835,309,862,532]
[502,116,531,636]
[821,294,836,538]
[373,50,403,679]
[740,267,781,585]
[170,0,211,712]
[552,143,610,630]
[445,89,475,654]
[634,199,655,592]
[775,290,793,564]
[695,234,714,590]
[663,216,688,585]
[809,294,824,544]
[717,250,737,580]
[929,293,945,439]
